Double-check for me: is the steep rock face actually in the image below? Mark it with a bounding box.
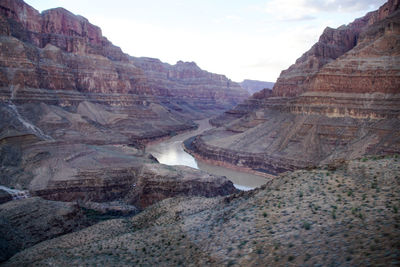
[192,1,400,175]
[131,57,249,105]
[309,10,400,94]
[29,146,237,209]
[0,0,248,106]
[273,0,399,97]
[0,0,126,60]
[0,0,239,220]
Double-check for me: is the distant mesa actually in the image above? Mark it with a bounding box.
[240,79,275,95]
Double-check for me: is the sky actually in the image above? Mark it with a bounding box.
[25,0,386,83]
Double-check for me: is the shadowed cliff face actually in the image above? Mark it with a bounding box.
[193,1,400,175]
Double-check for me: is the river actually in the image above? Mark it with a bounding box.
[146,118,269,190]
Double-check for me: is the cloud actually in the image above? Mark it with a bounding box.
[213,15,243,24]
[281,14,316,22]
[262,0,386,22]
[264,0,317,22]
[305,0,387,12]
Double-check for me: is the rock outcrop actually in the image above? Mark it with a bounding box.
[0,197,92,262]
[4,156,399,266]
[190,0,400,175]
[0,188,11,204]
[273,0,400,97]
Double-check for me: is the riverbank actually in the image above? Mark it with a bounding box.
[146,118,269,190]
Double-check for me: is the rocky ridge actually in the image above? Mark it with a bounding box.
[190,0,400,175]
[3,156,399,266]
[0,197,93,262]
[0,0,248,110]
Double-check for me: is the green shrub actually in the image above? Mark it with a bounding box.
[302,221,311,230]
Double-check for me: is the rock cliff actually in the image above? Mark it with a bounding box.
[0,0,248,109]
[190,0,400,175]
[0,0,238,222]
[273,0,400,97]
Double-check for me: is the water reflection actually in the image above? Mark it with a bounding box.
[146,119,269,190]
[151,141,198,169]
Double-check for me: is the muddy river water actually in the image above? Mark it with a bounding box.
[146,119,269,190]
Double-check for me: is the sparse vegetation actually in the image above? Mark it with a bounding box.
[3,156,399,266]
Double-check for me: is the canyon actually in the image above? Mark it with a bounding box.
[0,1,243,260]
[188,0,400,176]
[0,0,246,204]
[0,0,399,266]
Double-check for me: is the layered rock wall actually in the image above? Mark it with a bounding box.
[0,0,240,218]
[191,1,400,175]
[272,0,400,97]
[0,0,248,106]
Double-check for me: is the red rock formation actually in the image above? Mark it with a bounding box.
[0,0,240,217]
[0,0,248,105]
[191,1,400,175]
[131,57,248,104]
[309,10,400,94]
[273,0,400,97]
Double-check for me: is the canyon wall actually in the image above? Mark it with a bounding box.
[0,0,239,212]
[273,0,400,97]
[189,0,400,175]
[0,0,248,114]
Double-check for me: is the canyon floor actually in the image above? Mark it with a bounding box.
[3,155,399,266]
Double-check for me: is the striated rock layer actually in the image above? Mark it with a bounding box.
[0,0,238,218]
[0,0,248,109]
[273,0,400,97]
[190,0,400,175]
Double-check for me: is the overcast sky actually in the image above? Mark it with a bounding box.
[25,0,386,82]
